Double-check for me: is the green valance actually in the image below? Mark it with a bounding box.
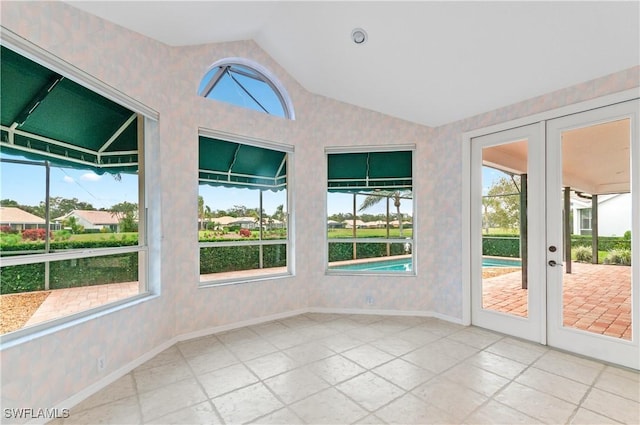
[328,151,412,191]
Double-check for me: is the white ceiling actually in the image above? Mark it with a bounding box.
[66,1,639,127]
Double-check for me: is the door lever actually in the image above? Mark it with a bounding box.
[548,260,563,267]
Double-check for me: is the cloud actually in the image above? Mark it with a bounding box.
[63,176,75,184]
[80,172,101,182]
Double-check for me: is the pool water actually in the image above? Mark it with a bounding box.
[329,257,521,272]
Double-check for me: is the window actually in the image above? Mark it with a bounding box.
[198,132,292,284]
[580,208,592,235]
[198,58,294,119]
[326,148,414,274]
[0,44,154,338]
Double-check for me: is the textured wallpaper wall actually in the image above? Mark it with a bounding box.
[0,0,638,414]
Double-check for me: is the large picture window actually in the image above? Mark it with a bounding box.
[0,44,153,337]
[326,147,414,274]
[198,133,291,285]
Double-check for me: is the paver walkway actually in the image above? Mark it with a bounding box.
[482,262,632,340]
[25,282,139,327]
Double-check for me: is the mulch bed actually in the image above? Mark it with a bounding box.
[482,267,521,279]
[0,291,50,334]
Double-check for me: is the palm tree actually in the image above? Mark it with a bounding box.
[358,190,411,236]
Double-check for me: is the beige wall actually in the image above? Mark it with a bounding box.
[1,0,638,414]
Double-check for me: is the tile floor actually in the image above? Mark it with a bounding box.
[51,313,639,425]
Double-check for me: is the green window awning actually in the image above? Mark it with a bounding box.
[328,151,412,191]
[199,136,287,191]
[0,46,138,174]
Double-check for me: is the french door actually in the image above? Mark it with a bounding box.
[471,100,639,369]
[546,101,638,369]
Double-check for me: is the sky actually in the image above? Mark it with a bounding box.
[2,152,503,217]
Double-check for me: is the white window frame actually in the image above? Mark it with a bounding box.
[198,129,294,287]
[0,28,159,345]
[325,144,416,276]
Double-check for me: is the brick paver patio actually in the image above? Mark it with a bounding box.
[482,262,632,340]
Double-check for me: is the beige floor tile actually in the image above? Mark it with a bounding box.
[133,359,193,393]
[138,378,208,422]
[244,351,297,380]
[64,395,140,425]
[354,414,387,424]
[370,335,423,356]
[71,374,136,412]
[264,368,330,404]
[135,345,183,371]
[224,338,278,361]
[372,358,435,391]
[248,407,304,424]
[394,326,441,346]
[446,327,503,349]
[570,408,622,424]
[266,329,309,350]
[184,348,238,375]
[465,400,540,424]
[581,387,640,424]
[495,381,578,424]
[336,371,405,411]
[374,393,456,425]
[467,351,527,379]
[533,351,604,385]
[216,327,259,345]
[401,345,465,374]
[411,376,487,421]
[345,325,387,342]
[342,344,395,369]
[594,367,640,402]
[485,337,548,365]
[176,335,223,358]
[212,382,284,424]
[148,401,222,424]
[198,363,259,399]
[441,362,509,397]
[306,354,366,385]
[283,341,335,366]
[318,332,365,352]
[290,387,367,424]
[516,367,590,404]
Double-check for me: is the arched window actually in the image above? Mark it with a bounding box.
[198,58,294,119]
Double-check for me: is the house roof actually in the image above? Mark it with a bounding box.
[0,206,45,224]
[56,210,120,225]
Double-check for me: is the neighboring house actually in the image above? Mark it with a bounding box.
[207,215,261,230]
[327,220,346,229]
[572,193,631,237]
[0,206,46,231]
[55,210,121,232]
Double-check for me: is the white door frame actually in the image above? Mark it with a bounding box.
[462,89,639,363]
[546,100,639,369]
[470,123,546,343]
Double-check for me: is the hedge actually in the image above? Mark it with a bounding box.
[482,235,631,258]
[1,240,139,294]
[328,242,406,262]
[199,244,287,274]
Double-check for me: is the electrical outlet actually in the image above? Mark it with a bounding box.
[97,355,106,372]
[366,295,374,305]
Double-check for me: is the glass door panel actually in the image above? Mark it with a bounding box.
[481,142,528,317]
[471,123,545,343]
[547,100,639,369]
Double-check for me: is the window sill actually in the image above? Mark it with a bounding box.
[199,267,291,288]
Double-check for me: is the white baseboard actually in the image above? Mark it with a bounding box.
[307,306,465,325]
[38,306,461,422]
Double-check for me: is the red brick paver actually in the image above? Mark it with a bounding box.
[482,262,632,340]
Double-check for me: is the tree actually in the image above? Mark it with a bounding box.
[483,176,521,233]
[110,201,138,232]
[358,190,412,236]
[62,216,84,234]
[198,196,205,231]
[41,197,95,220]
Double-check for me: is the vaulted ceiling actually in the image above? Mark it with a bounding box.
[66,1,639,127]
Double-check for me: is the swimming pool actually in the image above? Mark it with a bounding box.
[329,257,521,272]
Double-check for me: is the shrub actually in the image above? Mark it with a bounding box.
[603,249,631,266]
[572,245,592,263]
[482,236,520,258]
[54,230,71,241]
[0,225,18,234]
[623,230,631,240]
[239,228,252,237]
[21,228,52,241]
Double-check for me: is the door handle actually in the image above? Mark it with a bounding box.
[548,260,563,267]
